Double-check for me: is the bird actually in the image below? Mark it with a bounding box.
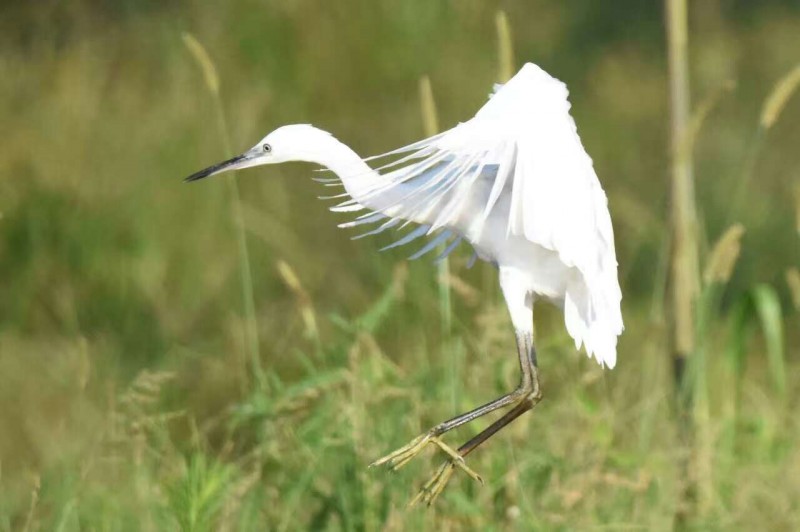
[185,62,623,505]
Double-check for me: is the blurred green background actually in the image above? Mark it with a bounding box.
[1,0,799,530]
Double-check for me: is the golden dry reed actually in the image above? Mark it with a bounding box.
[181,33,220,96]
[496,10,515,83]
[794,181,800,235]
[760,63,800,130]
[276,260,318,340]
[182,32,264,388]
[418,76,439,138]
[680,80,736,163]
[418,75,452,336]
[666,0,699,357]
[666,0,701,523]
[786,268,800,310]
[703,224,745,284]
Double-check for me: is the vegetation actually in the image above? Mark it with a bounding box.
[1,1,799,530]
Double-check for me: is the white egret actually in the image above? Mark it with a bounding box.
[186,63,623,505]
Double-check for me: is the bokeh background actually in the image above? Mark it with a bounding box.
[1,0,799,529]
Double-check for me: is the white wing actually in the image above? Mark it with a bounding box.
[331,63,623,366]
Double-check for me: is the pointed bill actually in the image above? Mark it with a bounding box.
[184,153,255,182]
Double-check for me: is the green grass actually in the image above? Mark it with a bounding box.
[1,1,799,530]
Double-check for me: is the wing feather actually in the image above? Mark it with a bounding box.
[409,230,452,260]
[324,63,622,367]
[379,224,431,251]
[481,141,515,225]
[434,235,463,262]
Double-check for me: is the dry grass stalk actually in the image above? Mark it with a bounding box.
[667,0,699,357]
[418,75,452,336]
[183,31,263,388]
[21,474,40,532]
[219,467,261,532]
[418,76,439,137]
[703,224,745,284]
[114,370,180,449]
[786,268,800,310]
[679,80,736,163]
[666,0,701,522]
[276,260,318,340]
[181,33,220,95]
[447,274,480,306]
[495,10,515,82]
[794,182,800,235]
[391,262,408,300]
[77,336,91,391]
[760,63,800,130]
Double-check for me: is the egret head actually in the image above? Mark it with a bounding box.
[184,124,334,182]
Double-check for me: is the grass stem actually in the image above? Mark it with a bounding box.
[184,33,265,391]
[665,0,700,523]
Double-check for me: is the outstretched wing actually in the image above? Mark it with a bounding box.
[333,62,623,366]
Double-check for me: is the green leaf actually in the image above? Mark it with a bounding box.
[751,284,787,398]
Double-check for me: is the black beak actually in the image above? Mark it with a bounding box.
[184,154,248,183]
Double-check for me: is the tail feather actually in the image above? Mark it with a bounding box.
[563,271,623,369]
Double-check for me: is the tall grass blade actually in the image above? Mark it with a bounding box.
[694,223,741,517]
[181,34,220,96]
[786,267,800,310]
[276,260,319,343]
[166,454,235,532]
[666,0,699,522]
[21,475,40,532]
[355,263,407,334]
[721,294,755,465]
[418,76,439,140]
[679,80,735,165]
[418,76,452,340]
[666,0,699,363]
[750,284,787,399]
[725,296,752,405]
[495,11,515,83]
[732,63,800,218]
[183,33,265,390]
[793,182,800,235]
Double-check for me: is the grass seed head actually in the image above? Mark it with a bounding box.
[704,224,745,285]
[182,32,220,96]
[760,63,800,130]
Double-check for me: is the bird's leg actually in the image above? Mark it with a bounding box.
[369,332,535,480]
[412,349,542,507]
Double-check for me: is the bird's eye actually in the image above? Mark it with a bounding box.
[262,143,272,153]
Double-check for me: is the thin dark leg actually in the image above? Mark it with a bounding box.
[410,350,542,506]
[459,365,541,457]
[427,332,535,437]
[370,332,537,473]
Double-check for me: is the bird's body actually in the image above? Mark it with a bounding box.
[275,124,574,305]
[186,62,623,504]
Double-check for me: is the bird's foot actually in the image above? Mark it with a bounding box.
[410,456,483,507]
[370,434,482,485]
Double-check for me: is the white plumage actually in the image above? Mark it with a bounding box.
[325,63,623,368]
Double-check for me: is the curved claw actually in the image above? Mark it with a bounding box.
[409,455,483,507]
[409,462,455,507]
[371,433,483,506]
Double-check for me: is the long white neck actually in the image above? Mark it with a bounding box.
[300,130,381,210]
[294,127,430,225]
